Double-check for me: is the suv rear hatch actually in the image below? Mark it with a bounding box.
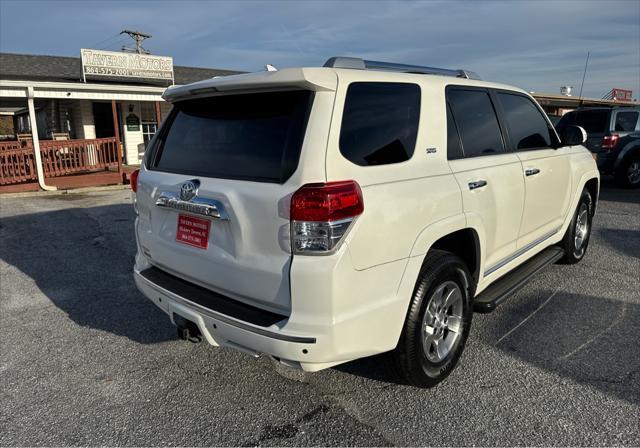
[135,70,337,314]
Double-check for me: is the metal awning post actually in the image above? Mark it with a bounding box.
[27,86,56,191]
[111,100,123,178]
[154,101,162,126]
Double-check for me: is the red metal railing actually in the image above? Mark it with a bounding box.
[39,137,119,178]
[0,137,120,185]
[0,141,27,151]
[0,141,37,185]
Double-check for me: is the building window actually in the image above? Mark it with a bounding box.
[140,102,158,146]
[142,122,157,145]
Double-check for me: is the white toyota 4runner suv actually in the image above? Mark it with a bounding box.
[132,57,599,387]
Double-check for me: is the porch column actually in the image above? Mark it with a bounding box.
[155,101,162,126]
[111,100,122,176]
[27,86,56,191]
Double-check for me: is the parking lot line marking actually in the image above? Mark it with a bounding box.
[496,287,560,345]
[559,302,628,360]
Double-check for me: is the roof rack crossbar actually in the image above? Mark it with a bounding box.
[323,56,481,80]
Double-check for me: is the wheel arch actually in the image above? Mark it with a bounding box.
[584,177,599,215]
[399,217,483,321]
[561,170,600,237]
[614,141,640,172]
[430,228,481,288]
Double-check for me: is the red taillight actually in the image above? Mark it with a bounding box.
[130,169,140,192]
[290,181,364,254]
[602,134,619,150]
[291,180,364,222]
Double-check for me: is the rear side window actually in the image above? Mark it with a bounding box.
[447,89,504,157]
[151,90,314,183]
[339,82,420,166]
[447,103,464,160]
[615,111,639,131]
[497,93,552,150]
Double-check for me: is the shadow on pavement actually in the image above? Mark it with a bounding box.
[335,353,406,386]
[597,228,640,259]
[598,176,640,205]
[490,290,640,406]
[0,203,175,344]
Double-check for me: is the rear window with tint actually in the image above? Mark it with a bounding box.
[615,111,639,132]
[151,90,314,183]
[558,110,609,134]
[339,82,420,166]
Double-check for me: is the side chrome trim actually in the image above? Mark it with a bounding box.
[155,192,230,220]
[484,228,559,277]
[134,269,316,344]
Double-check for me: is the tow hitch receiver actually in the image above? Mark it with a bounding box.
[173,314,202,343]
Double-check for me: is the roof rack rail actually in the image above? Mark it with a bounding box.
[323,56,481,80]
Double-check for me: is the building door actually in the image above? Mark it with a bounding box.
[92,102,115,138]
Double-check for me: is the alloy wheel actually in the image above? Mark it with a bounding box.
[574,203,589,251]
[421,280,464,363]
[627,160,640,185]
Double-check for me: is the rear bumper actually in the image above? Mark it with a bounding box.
[134,267,325,369]
[134,245,409,372]
[594,151,617,172]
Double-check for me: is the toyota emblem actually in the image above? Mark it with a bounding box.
[179,180,198,201]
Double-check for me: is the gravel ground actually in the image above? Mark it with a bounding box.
[1,178,638,446]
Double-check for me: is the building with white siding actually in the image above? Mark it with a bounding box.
[0,52,239,192]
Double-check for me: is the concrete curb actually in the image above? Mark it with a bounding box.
[1,184,130,199]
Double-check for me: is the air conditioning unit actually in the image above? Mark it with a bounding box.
[560,86,573,96]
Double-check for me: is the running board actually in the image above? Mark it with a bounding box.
[473,246,564,313]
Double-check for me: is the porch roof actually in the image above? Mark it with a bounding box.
[0,52,242,85]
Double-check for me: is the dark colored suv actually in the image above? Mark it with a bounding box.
[556,107,640,187]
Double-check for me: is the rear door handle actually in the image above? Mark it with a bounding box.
[525,168,540,177]
[468,180,487,190]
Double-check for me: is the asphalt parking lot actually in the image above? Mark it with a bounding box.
[1,180,639,446]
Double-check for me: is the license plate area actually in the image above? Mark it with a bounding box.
[176,214,211,249]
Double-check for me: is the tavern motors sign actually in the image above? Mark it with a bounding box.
[80,48,174,84]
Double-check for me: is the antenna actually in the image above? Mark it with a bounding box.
[120,29,151,54]
[578,51,590,104]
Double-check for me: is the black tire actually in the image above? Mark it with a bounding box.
[387,250,473,388]
[615,153,640,189]
[559,189,593,264]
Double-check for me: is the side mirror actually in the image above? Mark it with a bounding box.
[561,125,587,146]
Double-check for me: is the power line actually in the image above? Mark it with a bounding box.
[86,29,154,54]
[120,29,152,54]
[88,32,123,49]
[99,36,129,51]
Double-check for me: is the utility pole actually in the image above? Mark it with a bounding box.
[120,29,151,54]
[578,51,590,106]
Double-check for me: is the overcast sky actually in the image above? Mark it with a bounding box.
[1,0,638,98]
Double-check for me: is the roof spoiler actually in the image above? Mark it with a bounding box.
[323,56,481,80]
